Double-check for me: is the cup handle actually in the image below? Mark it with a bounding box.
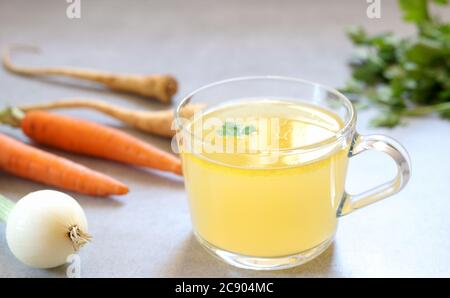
[337,134,412,217]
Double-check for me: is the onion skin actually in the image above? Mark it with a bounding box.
[6,190,89,269]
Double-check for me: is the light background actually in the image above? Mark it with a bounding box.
[0,0,449,277]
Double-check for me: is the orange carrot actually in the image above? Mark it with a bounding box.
[0,108,182,175]
[2,45,178,103]
[0,133,128,196]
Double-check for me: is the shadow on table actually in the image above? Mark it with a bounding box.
[45,265,68,277]
[163,234,338,278]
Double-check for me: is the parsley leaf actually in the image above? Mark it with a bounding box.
[218,122,257,136]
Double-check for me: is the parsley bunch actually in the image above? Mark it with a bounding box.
[341,0,450,127]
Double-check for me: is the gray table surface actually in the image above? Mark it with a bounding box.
[0,0,449,278]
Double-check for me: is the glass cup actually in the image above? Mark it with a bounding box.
[175,76,411,270]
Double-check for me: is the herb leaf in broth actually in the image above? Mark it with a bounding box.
[218,122,257,136]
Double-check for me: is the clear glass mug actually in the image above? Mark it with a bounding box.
[175,76,411,270]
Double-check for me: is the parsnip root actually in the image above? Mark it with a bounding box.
[2,45,177,103]
[21,99,203,138]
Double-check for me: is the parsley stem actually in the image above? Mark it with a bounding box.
[404,102,450,116]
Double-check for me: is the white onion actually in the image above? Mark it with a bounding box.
[5,190,90,269]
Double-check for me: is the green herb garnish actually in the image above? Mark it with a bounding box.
[341,0,450,127]
[218,122,257,136]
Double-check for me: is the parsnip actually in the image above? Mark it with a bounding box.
[3,45,177,103]
[21,99,202,138]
